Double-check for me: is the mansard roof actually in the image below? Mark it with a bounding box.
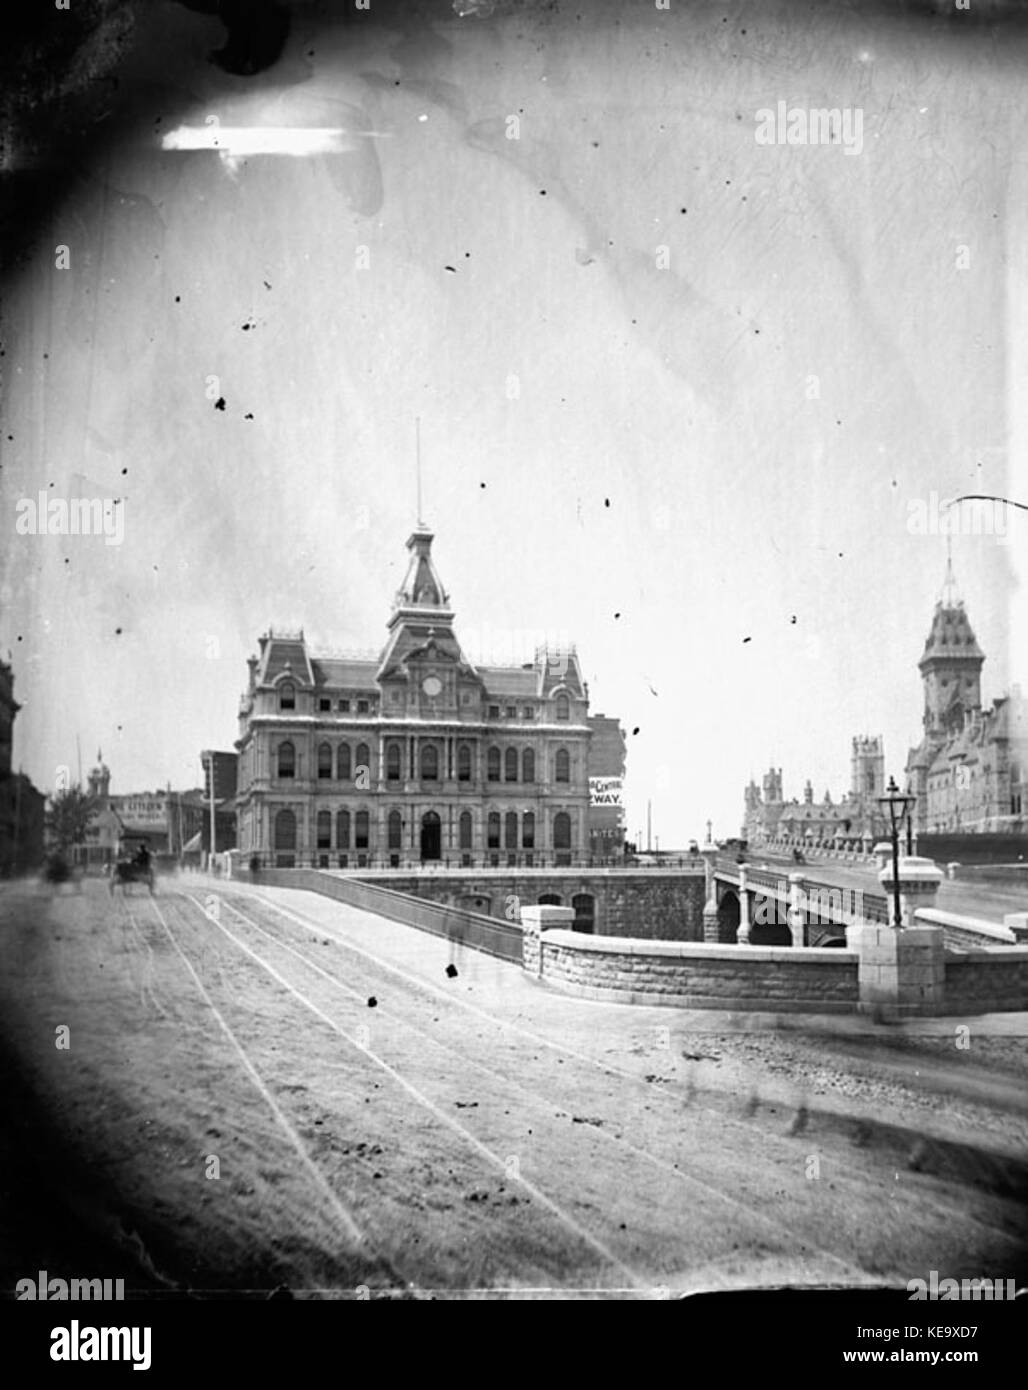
[256,632,315,686]
[918,601,985,670]
[310,657,378,688]
[254,525,587,704]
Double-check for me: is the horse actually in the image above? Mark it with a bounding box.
[109,859,155,895]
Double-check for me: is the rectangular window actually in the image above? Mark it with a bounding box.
[338,699,350,712]
[489,705,500,719]
[319,697,331,711]
[522,707,534,719]
[506,705,517,719]
[357,700,369,714]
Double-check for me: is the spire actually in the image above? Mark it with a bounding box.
[939,533,959,607]
[920,553,983,669]
[377,525,471,679]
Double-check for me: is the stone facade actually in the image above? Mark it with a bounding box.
[354,868,705,940]
[905,564,1027,835]
[943,950,1028,1013]
[743,738,888,853]
[235,525,624,868]
[534,933,860,1012]
[0,659,45,875]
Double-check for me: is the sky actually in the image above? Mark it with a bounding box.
[2,0,1027,847]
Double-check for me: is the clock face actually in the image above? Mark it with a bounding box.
[422,675,443,698]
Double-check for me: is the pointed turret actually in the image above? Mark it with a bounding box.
[376,526,478,702]
[917,562,984,739]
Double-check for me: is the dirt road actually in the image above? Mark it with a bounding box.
[1,876,1025,1300]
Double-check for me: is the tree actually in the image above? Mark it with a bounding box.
[46,786,97,853]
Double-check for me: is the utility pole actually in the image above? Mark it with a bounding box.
[204,752,216,871]
[647,799,652,853]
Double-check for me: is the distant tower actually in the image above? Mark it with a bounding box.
[850,736,885,800]
[762,766,783,804]
[87,750,111,804]
[918,559,984,740]
[803,779,814,804]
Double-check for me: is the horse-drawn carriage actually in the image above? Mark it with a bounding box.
[108,850,155,895]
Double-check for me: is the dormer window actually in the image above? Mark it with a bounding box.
[555,693,570,721]
[279,682,295,711]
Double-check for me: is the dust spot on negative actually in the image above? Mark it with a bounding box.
[446,964,458,979]
[367,996,377,1008]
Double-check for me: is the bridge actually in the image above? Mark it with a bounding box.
[708,855,889,947]
[708,849,1024,950]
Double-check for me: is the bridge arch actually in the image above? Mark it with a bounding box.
[717,889,740,944]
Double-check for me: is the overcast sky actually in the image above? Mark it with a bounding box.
[3,0,1027,847]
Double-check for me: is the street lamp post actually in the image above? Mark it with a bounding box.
[878,776,916,928]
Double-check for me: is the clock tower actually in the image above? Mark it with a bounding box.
[917,559,984,740]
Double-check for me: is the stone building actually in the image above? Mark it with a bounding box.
[905,566,1027,834]
[235,524,621,867]
[743,736,887,852]
[0,659,45,875]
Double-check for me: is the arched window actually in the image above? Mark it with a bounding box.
[504,811,518,849]
[487,747,501,781]
[553,811,571,849]
[522,811,535,849]
[555,748,570,783]
[279,681,295,711]
[277,741,295,779]
[356,742,371,779]
[388,810,403,850]
[572,894,595,934]
[336,810,350,849]
[355,810,369,849]
[386,743,401,782]
[274,809,296,849]
[317,742,332,780]
[338,743,352,782]
[457,744,472,782]
[316,810,332,848]
[522,748,535,783]
[538,892,561,906]
[459,811,473,850]
[555,693,569,721]
[504,747,518,782]
[487,812,501,848]
[421,743,439,781]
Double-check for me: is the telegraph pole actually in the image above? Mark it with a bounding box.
[204,752,216,871]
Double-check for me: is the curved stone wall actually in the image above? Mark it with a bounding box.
[536,929,859,1012]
